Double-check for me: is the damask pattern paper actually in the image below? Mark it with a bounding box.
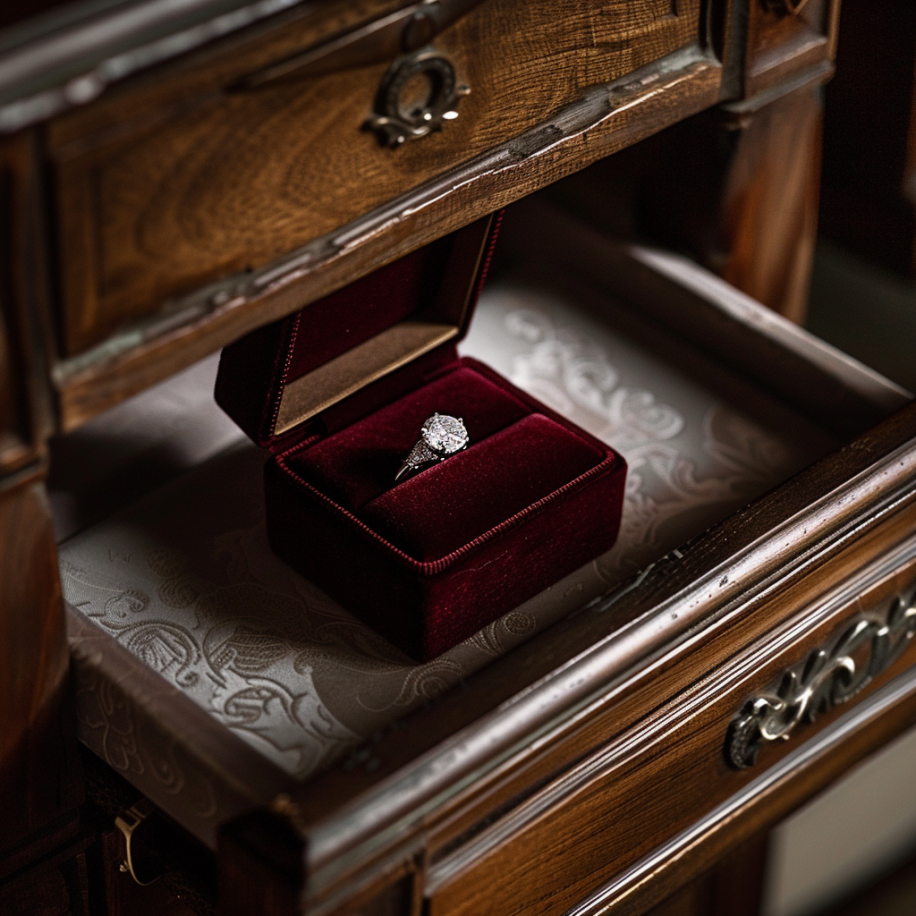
[62,281,836,796]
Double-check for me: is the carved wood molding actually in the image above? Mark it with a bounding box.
[727,583,916,768]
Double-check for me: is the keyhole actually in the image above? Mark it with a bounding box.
[396,70,438,121]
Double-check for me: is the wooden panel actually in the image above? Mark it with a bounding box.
[0,133,45,471]
[425,530,916,916]
[703,80,825,323]
[0,474,79,854]
[48,0,706,359]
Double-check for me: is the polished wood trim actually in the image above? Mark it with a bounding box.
[716,77,825,322]
[565,664,916,915]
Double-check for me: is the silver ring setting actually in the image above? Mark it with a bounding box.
[396,413,469,482]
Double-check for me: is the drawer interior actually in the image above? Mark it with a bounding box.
[56,203,910,847]
[465,262,836,583]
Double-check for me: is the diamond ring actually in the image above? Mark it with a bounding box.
[395,413,469,482]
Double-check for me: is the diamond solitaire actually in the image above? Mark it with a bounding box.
[396,413,469,482]
[422,414,468,454]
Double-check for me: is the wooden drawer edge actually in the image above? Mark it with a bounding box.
[424,534,916,905]
[66,603,297,849]
[566,665,916,916]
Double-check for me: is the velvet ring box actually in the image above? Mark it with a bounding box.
[215,215,627,660]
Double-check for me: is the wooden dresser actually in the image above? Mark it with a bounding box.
[6,2,916,915]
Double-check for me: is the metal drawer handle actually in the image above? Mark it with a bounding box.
[726,588,916,769]
[364,49,469,146]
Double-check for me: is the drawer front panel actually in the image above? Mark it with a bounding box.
[49,0,703,356]
[425,536,916,916]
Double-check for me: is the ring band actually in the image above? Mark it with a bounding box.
[396,413,469,482]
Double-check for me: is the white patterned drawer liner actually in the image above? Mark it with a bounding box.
[61,280,834,830]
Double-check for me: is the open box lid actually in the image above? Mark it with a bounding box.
[215,214,500,449]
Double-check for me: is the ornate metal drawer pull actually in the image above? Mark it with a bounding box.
[727,589,916,769]
[364,49,470,146]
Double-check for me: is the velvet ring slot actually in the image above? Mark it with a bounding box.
[215,216,627,659]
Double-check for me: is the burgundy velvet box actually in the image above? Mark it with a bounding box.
[215,216,627,660]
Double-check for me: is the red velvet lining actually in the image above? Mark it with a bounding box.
[361,414,604,560]
[283,365,530,510]
[283,241,453,382]
[273,358,623,570]
[214,216,497,448]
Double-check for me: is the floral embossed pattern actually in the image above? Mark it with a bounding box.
[465,285,836,579]
[62,283,835,788]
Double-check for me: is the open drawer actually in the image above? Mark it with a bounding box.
[62,201,916,916]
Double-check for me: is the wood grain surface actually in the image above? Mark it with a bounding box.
[0,473,79,855]
[52,49,723,430]
[711,79,825,323]
[49,0,703,358]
